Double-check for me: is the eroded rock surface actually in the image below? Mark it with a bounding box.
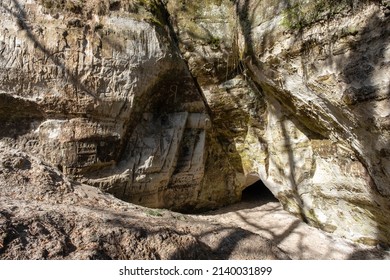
[0,146,286,259]
[1,0,390,249]
[0,0,238,211]
[166,0,390,245]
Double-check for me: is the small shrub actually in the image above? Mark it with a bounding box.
[146,209,163,217]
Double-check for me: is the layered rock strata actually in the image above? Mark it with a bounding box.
[0,0,238,211]
[0,146,286,259]
[166,0,390,245]
[1,0,390,246]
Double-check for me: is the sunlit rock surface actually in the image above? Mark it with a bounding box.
[167,0,390,245]
[1,0,390,246]
[0,0,237,211]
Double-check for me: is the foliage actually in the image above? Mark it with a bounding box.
[146,209,164,217]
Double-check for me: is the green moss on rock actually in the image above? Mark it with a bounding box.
[281,0,373,31]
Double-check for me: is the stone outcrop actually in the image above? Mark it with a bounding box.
[166,0,390,246]
[0,145,286,259]
[237,0,390,246]
[0,0,238,211]
[1,0,390,247]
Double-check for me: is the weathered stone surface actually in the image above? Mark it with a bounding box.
[1,0,390,248]
[238,0,390,245]
[0,145,287,259]
[0,0,238,210]
[167,0,390,245]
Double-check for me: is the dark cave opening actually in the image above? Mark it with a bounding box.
[241,180,278,204]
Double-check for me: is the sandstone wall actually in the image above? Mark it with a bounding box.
[167,0,390,245]
[0,0,238,211]
[1,0,390,245]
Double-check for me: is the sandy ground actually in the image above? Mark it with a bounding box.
[192,191,390,260]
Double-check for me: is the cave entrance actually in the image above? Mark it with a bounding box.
[241,179,278,204]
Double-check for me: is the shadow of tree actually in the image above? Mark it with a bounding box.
[1,0,99,101]
[348,246,390,259]
[232,0,390,251]
[169,225,289,259]
[197,199,390,259]
[2,0,390,259]
[0,93,44,138]
[338,5,390,249]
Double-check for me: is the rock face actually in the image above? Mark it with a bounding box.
[1,0,390,247]
[0,0,237,211]
[240,0,390,246]
[166,0,390,246]
[0,146,286,259]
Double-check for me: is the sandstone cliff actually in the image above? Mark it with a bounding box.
[0,146,286,259]
[0,0,390,249]
[167,0,390,246]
